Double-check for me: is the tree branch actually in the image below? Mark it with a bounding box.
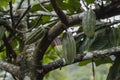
[0,61,20,76]
[94,1,120,19]
[9,0,15,27]
[50,0,69,26]
[3,35,17,62]
[15,5,31,28]
[17,0,25,9]
[0,19,25,34]
[40,0,50,4]
[43,46,120,73]
[29,12,57,17]
[0,19,15,33]
[16,15,43,33]
[26,0,30,28]
[38,0,51,13]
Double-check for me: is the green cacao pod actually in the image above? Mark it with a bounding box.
[82,9,96,38]
[25,26,47,44]
[54,45,63,58]
[62,32,76,64]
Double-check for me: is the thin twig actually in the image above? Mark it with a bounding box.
[50,0,69,26]
[3,71,7,80]
[15,5,31,28]
[32,15,43,28]
[26,0,30,28]
[92,59,95,80]
[28,0,30,5]
[27,15,30,28]
[38,0,51,13]
[9,1,15,27]
[41,0,50,4]
[81,0,89,10]
[11,74,17,80]
[3,35,17,62]
[3,12,57,20]
[29,13,57,17]
[0,19,16,34]
[16,15,42,33]
[17,0,25,9]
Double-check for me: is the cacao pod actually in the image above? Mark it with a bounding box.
[82,9,96,38]
[54,45,63,58]
[25,26,47,44]
[62,32,76,64]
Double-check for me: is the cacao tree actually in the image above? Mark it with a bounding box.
[0,0,120,80]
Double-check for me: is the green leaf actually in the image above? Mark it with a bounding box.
[79,36,96,52]
[84,0,95,5]
[107,56,120,80]
[0,50,6,60]
[44,73,50,79]
[29,17,39,28]
[41,16,51,24]
[0,0,10,9]
[18,39,24,52]
[11,39,18,49]
[78,60,91,66]
[94,57,112,66]
[65,0,81,13]
[29,16,51,27]
[42,57,53,64]
[90,29,109,50]
[78,29,114,53]
[57,1,71,11]
[108,28,120,46]
[43,45,58,64]
[30,4,52,12]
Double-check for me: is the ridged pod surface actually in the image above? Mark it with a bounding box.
[82,9,96,38]
[25,27,47,45]
[62,32,76,64]
[54,45,63,58]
